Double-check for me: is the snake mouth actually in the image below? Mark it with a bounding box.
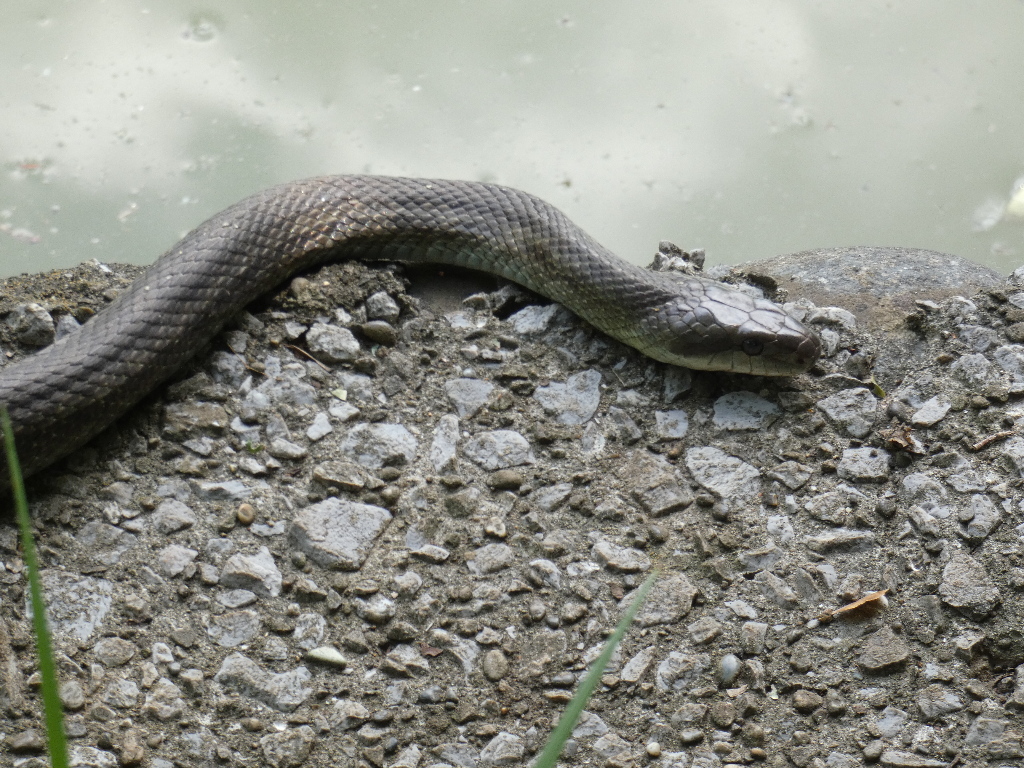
[658,338,819,376]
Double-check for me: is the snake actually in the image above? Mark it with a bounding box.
[0,175,820,481]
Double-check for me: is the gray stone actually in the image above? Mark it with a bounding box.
[410,544,450,563]
[633,477,693,516]
[67,746,118,767]
[468,543,513,575]
[1004,436,1024,477]
[151,499,197,534]
[311,459,372,492]
[305,323,360,363]
[355,594,396,624]
[333,371,375,403]
[385,643,430,675]
[593,732,631,759]
[994,344,1024,391]
[874,706,908,738]
[712,391,779,430]
[745,247,1002,334]
[687,616,723,644]
[817,387,878,438]
[54,313,81,340]
[267,437,308,460]
[620,646,657,683]
[478,731,524,767]
[194,479,252,501]
[163,401,229,438]
[593,541,650,572]
[910,396,951,427]
[93,637,136,667]
[508,303,565,334]
[656,651,709,692]
[340,423,417,468]
[482,650,510,681]
[878,750,946,767]
[939,552,1000,619]
[260,725,315,768]
[531,483,573,511]
[605,406,643,443]
[77,522,137,566]
[157,544,198,577]
[389,745,422,768]
[740,622,769,655]
[767,461,813,489]
[807,305,858,331]
[445,377,495,418]
[292,613,327,650]
[101,678,140,708]
[631,573,698,627]
[429,414,459,472]
[958,323,999,352]
[533,369,602,425]
[837,447,890,482]
[290,498,392,570]
[365,291,400,322]
[217,589,256,608]
[572,711,609,738]
[899,472,947,504]
[1009,664,1024,710]
[328,698,370,730]
[858,626,911,672]
[950,353,997,389]
[142,678,186,721]
[654,409,689,440]
[663,367,693,401]
[737,542,782,573]
[805,529,877,554]
[213,653,312,712]
[8,302,55,345]
[916,684,963,720]
[220,547,283,597]
[208,610,262,648]
[753,570,799,607]
[182,436,214,456]
[960,493,1001,542]
[965,714,1008,746]
[685,446,761,499]
[305,411,333,441]
[463,429,535,469]
[59,680,86,710]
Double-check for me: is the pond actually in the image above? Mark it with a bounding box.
[3,1,1023,279]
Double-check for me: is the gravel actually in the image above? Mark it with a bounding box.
[0,252,1023,767]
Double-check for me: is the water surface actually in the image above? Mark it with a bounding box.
[3,2,1023,278]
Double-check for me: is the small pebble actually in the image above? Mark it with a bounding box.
[237,503,256,524]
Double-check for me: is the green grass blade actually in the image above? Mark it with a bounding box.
[1,408,68,768]
[533,569,658,768]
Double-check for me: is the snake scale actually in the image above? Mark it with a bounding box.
[0,175,820,481]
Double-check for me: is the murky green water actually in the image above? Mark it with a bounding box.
[3,1,1024,279]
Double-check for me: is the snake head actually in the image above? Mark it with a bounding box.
[644,280,821,376]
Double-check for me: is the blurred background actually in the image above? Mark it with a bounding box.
[3,1,1024,278]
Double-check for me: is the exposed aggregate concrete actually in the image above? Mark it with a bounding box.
[0,251,1023,768]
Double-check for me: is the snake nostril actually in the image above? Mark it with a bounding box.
[741,338,765,357]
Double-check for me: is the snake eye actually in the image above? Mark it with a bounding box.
[741,338,765,357]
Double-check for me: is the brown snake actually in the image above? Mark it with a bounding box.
[0,175,820,481]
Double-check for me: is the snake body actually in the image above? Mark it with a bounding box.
[0,175,820,480]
